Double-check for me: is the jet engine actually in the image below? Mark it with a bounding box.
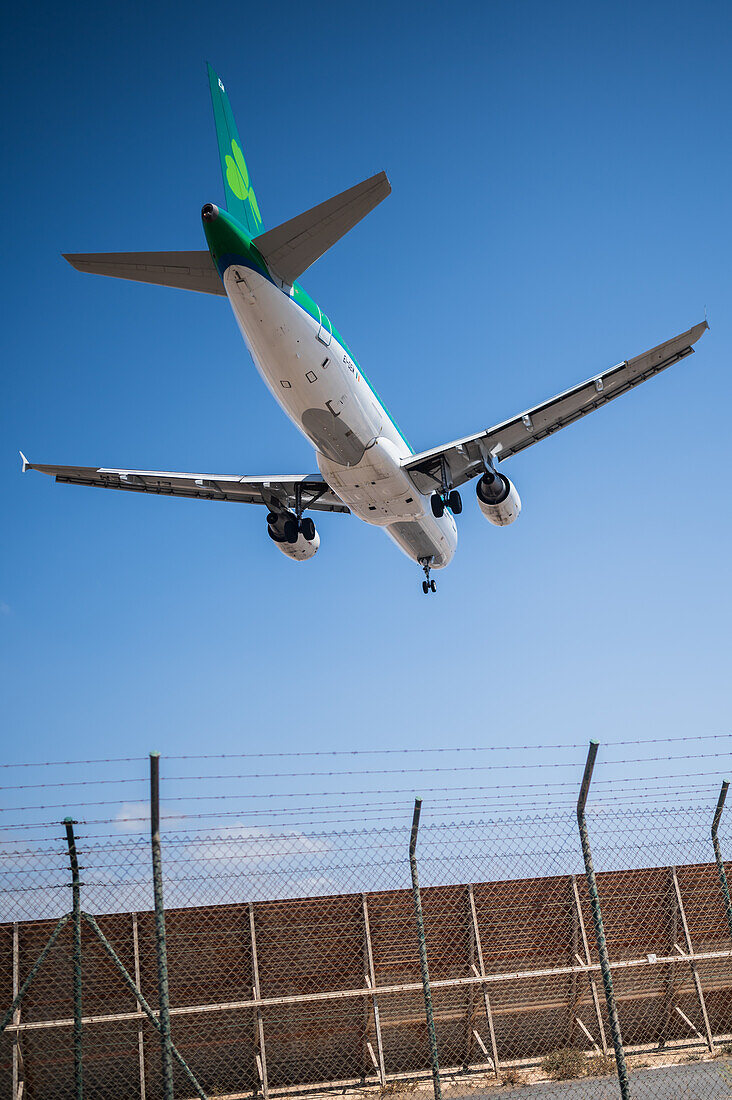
[476,470,521,526]
[266,510,320,561]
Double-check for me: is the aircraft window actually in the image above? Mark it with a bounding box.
[321,358,329,368]
[305,371,317,383]
[280,380,291,388]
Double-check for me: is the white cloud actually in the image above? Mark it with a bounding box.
[185,825,329,868]
[113,802,184,831]
[114,802,150,831]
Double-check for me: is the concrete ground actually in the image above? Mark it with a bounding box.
[450,1060,732,1098]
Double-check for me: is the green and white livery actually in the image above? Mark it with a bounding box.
[22,67,708,592]
[208,67,263,236]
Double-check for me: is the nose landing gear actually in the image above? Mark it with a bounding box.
[419,557,437,594]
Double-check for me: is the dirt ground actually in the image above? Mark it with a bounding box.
[321,1042,732,1100]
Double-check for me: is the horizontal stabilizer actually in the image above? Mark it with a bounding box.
[253,171,391,285]
[63,251,225,295]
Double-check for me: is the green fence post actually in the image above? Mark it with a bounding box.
[711,781,732,941]
[150,752,174,1100]
[64,818,83,1100]
[0,914,71,1034]
[82,913,208,1100]
[409,798,442,1100]
[576,741,631,1100]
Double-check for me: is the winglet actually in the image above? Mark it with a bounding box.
[19,451,30,473]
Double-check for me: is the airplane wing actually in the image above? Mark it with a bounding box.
[20,458,349,513]
[403,322,708,494]
[63,251,226,295]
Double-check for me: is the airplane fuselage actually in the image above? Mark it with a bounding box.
[214,221,458,569]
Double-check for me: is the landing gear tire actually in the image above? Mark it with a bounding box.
[283,519,299,544]
[419,556,437,595]
[300,517,316,541]
[448,490,462,515]
[430,493,445,518]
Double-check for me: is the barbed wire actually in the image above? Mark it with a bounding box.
[0,731,729,768]
[3,767,732,814]
[2,747,731,791]
[0,788,729,834]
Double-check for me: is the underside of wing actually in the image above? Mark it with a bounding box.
[21,459,349,514]
[63,251,226,296]
[404,321,707,494]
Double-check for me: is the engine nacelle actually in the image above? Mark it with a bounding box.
[476,471,521,526]
[267,510,320,561]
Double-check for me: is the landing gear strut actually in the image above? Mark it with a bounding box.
[419,557,437,594]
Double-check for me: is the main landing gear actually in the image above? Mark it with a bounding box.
[430,457,463,518]
[267,513,316,543]
[419,557,437,594]
[269,481,320,544]
[430,490,462,518]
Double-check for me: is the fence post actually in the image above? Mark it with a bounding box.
[12,923,19,1100]
[150,752,174,1100]
[64,818,84,1100]
[0,914,71,1034]
[711,781,732,941]
[82,913,208,1100]
[409,798,442,1100]
[576,741,631,1099]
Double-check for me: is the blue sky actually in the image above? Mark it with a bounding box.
[2,0,730,786]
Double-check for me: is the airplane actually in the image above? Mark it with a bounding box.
[21,65,707,593]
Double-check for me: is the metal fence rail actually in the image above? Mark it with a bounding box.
[3,745,732,1099]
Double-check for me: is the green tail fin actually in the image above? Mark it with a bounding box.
[207,64,264,236]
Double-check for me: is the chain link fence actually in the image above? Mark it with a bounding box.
[3,742,732,1099]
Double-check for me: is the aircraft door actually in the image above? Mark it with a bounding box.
[316,306,332,346]
[326,393,348,417]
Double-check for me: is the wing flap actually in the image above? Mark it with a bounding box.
[22,460,349,513]
[253,172,391,285]
[63,251,226,296]
[404,321,708,494]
